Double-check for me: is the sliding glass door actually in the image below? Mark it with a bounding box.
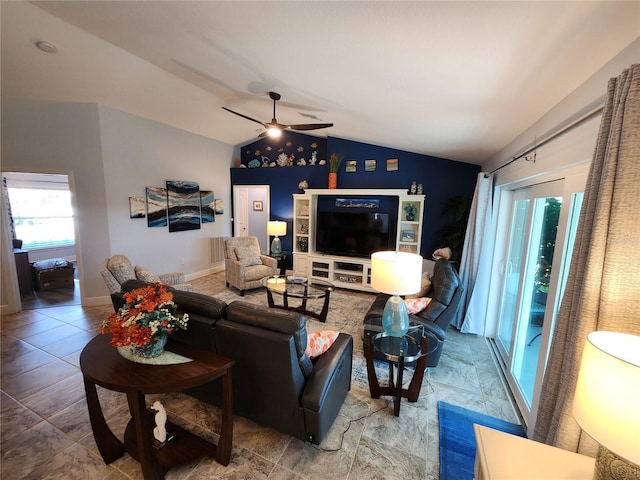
[494,178,584,424]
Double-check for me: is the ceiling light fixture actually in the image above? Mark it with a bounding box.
[35,40,57,54]
[266,126,282,138]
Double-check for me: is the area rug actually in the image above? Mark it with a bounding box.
[438,401,526,480]
[208,284,433,394]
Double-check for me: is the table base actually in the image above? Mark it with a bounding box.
[265,287,331,323]
[363,331,429,416]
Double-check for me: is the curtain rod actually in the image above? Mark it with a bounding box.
[485,105,604,178]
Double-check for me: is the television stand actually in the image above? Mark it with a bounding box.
[308,254,374,292]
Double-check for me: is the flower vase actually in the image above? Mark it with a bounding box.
[328,172,338,189]
[132,333,168,358]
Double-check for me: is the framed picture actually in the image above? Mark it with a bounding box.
[253,200,263,211]
[129,196,145,219]
[365,159,376,172]
[346,160,357,173]
[387,158,399,171]
[401,230,416,242]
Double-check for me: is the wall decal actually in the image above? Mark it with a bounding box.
[129,196,145,218]
[146,187,168,227]
[167,180,201,232]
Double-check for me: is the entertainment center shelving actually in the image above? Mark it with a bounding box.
[292,189,425,292]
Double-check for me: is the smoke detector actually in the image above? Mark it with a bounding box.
[35,40,57,54]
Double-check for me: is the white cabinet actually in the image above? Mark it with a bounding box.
[397,196,425,254]
[291,189,425,290]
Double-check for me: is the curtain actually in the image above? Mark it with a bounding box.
[453,172,495,335]
[533,64,640,455]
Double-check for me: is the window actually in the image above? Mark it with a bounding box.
[6,175,75,250]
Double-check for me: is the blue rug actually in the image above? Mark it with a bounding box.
[438,401,526,480]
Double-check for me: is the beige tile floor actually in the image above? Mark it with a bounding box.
[1,272,518,480]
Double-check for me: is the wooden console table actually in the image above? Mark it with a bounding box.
[80,335,235,480]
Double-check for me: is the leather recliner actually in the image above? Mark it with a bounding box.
[363,257,463,367]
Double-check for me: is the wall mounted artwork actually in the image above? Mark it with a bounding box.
[129,196,145,218]
[200,190,215,223]
[167,180,201,232]
[145,187,168,227]
[214,199,224,215]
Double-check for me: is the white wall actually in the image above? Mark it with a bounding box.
[1,102,234,308]
[483,38,640,184]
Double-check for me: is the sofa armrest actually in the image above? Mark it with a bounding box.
[302,333,353,412]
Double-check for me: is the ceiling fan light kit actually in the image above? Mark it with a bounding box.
[223,91,333,138]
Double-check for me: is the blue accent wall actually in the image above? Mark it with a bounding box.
[230,132,480,260]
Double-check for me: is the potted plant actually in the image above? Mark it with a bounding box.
[328,153,343,189]
[101,283,189,358]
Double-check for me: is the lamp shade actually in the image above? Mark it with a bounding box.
[371,251,422,295]
[267,221,286,236]
[573,331,640,466]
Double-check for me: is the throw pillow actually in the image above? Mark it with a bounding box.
[305,330,339,360]
[404,297,432,315]
[108,260,136,284]
[234,245,262,267]
[406,272,432,299]
[134,265,161,283]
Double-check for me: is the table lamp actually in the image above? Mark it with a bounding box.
[267,220,286,255]
[371,251,422,337]
[572,331,640,480]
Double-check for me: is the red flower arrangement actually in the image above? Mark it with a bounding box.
[101,283,188,348]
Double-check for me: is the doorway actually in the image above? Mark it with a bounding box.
[492,175,585,430]
[2,171,80,310]
[232,185,270,253]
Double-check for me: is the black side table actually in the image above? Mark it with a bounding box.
[268,250,291,276]
[363,321,437,416]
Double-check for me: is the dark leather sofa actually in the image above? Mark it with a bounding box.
[363,258,463,367]
[112,280,353,445]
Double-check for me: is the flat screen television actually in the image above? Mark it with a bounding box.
[315,211,396,258]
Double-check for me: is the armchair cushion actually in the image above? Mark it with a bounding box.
[107,256,136,284]
[134,265,161,283]
[305,330,340,360]
[234,245,262,267]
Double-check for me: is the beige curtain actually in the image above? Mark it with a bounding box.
[533,64,640,455]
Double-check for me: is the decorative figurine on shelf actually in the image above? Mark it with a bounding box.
[298,180,308,193]
[409,181,417,195]
[152,401,168,443]
[417,183,423,195]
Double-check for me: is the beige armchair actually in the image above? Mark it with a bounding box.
[224,236,277,296]
[100,254,193,294]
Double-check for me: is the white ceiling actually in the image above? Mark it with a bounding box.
[2,1,638,165]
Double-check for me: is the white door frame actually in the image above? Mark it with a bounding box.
[232,185,271,253]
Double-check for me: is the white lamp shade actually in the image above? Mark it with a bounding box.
[267,221,286,236]
[573,331,640,466]
[370,251,422,296]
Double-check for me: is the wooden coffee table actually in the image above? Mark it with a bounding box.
[80,335,235,480]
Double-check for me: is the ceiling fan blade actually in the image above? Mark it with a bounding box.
[221,107,266,127]
[287,123,334,131]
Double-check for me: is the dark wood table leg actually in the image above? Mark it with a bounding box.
[83,378,126,464]
[394,357,405,416]
[363,332,382,399]
[317,289,331,323]
[215,369,233,465]
[407,335,429,402]
[266,289,275,309]
[127,391,164,480]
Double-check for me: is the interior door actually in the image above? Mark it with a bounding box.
[232,185,270,253]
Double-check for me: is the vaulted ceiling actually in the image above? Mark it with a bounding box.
[2,1,638,165]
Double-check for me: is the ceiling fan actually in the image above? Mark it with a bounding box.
[222,91,333,138]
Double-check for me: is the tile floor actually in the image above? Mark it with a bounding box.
[1,272,518,480]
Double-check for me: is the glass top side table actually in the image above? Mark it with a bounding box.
[363,318,438,416]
